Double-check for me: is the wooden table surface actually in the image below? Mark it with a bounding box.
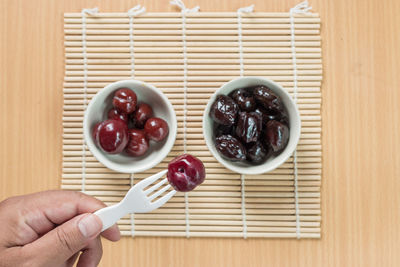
[1,0,400,266]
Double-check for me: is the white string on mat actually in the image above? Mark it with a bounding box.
[81,7,98,193]
[237,5,254,240]
[290,0,312,239]
[237,5,254,77]
[128,5,146,79]
[240,174,248,239]
[127,4,145,238]
[170,0,199,238]
[129,173,135,237]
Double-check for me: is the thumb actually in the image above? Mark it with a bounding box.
[24,213,103,266]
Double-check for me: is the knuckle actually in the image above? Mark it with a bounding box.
[55,227,75,255]
[13,224,36,246]
[0,196,20,209]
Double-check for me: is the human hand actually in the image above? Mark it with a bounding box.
[0,190,120,267]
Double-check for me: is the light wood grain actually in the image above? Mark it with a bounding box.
[1,0,400,267]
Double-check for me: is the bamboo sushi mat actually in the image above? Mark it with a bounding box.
[62,4,322,239]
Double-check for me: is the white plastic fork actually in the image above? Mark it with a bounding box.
[94,170,176,231]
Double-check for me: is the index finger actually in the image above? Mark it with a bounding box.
[23,190,120,242]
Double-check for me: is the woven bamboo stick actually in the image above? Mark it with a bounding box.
[65,64,322,71]
[122,219,319,227]
[64,70,322,76]
[65,52,321,58]
[65,35,321,41]
[115,225,321,233]
[119,231,320,238]
[64,17,320,24]
[64,12,320,18]
[63,77,322,83]
[125,213,321,221]
[65,58,322,64]
[65,23,320,30]
[65,41,321,47]
[65,28,320,35]
[65,47,321,53]
[117,218,319,225]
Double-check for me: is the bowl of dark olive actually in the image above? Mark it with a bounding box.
[84,80,177,173]
[203,77,301,175]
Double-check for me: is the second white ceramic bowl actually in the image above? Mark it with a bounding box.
[84,80,177,173]
[203,77,301,175]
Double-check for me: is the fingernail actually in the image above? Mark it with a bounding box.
[78,214,102,238]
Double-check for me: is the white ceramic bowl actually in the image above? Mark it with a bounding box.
[203,77,301,175]
[84,80,177,173]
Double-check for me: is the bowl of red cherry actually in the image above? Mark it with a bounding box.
[203,77,301,175]
[84,80,177,173]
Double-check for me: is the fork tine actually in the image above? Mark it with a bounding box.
[136,170,167,190]
[150,190,176,209]
[148,184,171,201]
[144,178,168,195]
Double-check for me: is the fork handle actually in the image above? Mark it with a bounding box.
[94,203,127,232]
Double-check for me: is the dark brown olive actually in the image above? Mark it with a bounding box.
[253,85,283,112]
[229,88,256,112]
[213,123,234,139]
[235,112,262,144]
[215,135,246,162]
[263,120,289,153]
[209,95,239,126]
[247,142,268,164]
[265,111,281,122]
[255,107,289,127]
[278,107,290,126]
[254,107,269,126]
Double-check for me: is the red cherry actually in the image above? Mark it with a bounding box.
[167,154,206,192]
[126,129,149,157]
[132,102,153,129]
[112,88,137,114]
[92,122,103,145]
[108,108,128,124]
[94,119,129,154]
[144,117,169,142]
